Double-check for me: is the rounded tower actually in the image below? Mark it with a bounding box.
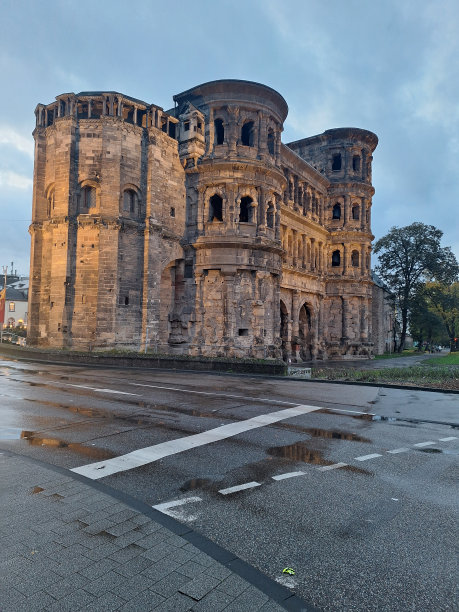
[173,80,288,358]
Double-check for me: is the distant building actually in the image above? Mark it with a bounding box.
[1,287,28,328]
[29,79,379,360]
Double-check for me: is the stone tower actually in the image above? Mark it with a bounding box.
[28,80,378,360]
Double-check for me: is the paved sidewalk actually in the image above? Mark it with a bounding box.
[0,451,312,612]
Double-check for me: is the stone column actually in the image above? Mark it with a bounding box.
[344,194,351,226]
[341,296,347,341]
[361,197,366,230]
[206,106,214,155]
[275,196,281,240]
[342,244,348,276]
[133,107,138,125]
[227,106,238,154]
[292,290,300,339]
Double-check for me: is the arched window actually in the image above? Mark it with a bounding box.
[332,250,341,267]
[332,203,341,220]
[332,153,342,171]
[81,186,96,210]
[353,155,361,172]
[214,118,224,145]
[239,196,252,222]
[241,121,254,147]
[266,203,274,228]
[267,129,275,155]
[351,250,360,267]
[123,189,138,215]
[352,205,360,220]
[209,194,223,222]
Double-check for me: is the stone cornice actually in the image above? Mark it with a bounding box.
[280,206,329,237]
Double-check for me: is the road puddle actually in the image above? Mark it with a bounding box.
[277,423,369,442]
[0,426,114,460]
[267,442,371,475]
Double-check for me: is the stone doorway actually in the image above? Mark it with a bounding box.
[298,304,313,361]
[280,300,289,361]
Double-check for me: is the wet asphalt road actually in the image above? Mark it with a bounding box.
[0,357,458,611]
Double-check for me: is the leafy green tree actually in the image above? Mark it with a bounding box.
[374,223,459,352]
[424,282,459,351]
[409,288,448,348]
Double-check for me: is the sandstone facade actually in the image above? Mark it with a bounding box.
[28,80,378,360]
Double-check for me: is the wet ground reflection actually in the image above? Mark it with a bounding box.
[267,442,371,475]
[0,426,114,460]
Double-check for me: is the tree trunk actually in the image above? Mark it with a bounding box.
[399,307,408,352]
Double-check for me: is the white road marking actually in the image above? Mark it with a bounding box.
[64,383,140,396]
[129,383,298,405]
[354,453,382,461]
[219,481,261,495]
[439,437,457,442]
[387,448,409,454]
[272,471,305,481]
[317,462,348,471]
[71,404,321,479]
[153,496,202,513]
[413,441,435,447]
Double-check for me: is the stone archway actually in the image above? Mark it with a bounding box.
[280,300,289,361]
[298,303,313,361]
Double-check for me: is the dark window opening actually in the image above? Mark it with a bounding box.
[124,296,129,306]
[352,206,360,220]
[81,186,96,209]
[184,121,190,131]
[332,153,342,171]
[332,203,341,219]
[241,121,254,146]
[170,207,175,217]
[214,118,224,145]
[77,103,88,120]
[267,129,275,155]
[351,250,360,267]
[353,155,361,172]
[238,328,249,336]
[266,204,274,228]
[197,121,202,131]
[184,264,193,278]
[123,189,138,215]
[332,250,341,267]
[168,123,176,138]
[239,196,252,223]
[209,194,223,222]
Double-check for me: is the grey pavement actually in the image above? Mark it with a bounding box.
[0,451,312,612]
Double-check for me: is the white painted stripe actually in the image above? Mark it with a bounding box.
[71,403,321,479]
[439,437,457,442]
[317,462,348,471]
[153,496,202,512]
[354,453,382,461]
[64,383,140,396]
[387,448,409,454]
[272,471,305,481]
[219,481,261,495]
[327,408,375,416]
[129,383,298,406]
[413,441,435,447]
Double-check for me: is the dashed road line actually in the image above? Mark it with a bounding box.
[317,462,348,471]
[153,438,458,514]
[219,482,261,495]
[354,453,382,461]
[153,496,202,514]
[63,383,141,396]
[272,471,305,481]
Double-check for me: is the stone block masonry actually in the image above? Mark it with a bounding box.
[29,80,378,361]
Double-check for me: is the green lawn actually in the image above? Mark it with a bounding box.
[424,353,459,366]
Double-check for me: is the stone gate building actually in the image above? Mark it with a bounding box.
[28,79,378,361]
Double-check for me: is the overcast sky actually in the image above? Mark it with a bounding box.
[1,0,458,276]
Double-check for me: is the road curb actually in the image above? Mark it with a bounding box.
[1,345,458,395]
